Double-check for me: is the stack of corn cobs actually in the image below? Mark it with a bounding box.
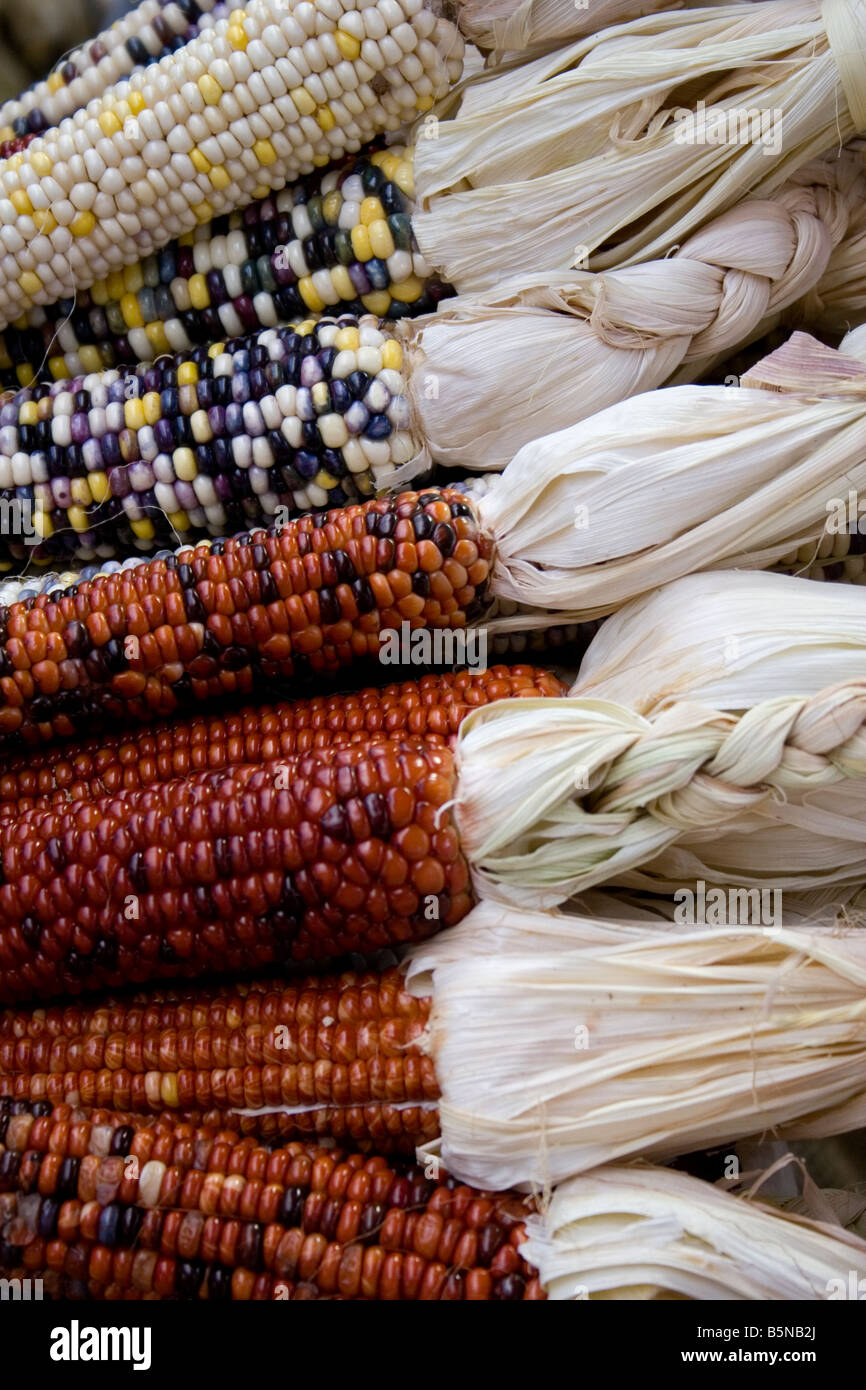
[4,0,866,1304]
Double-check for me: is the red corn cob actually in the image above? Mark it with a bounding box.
[0,665,565,816]
[0,741,470,1004]
[0,489,492,748]
[0,969,439,1151]
[0,1100,545,1300]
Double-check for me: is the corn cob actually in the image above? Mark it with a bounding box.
[0,1099,543,1299]
[0,489,491,746]
[0,0,464,332]
[0,739,470,1003]
[0,146,444,389]
[0,666,565,813]
[0,0,227,143]
[0,317,423,568]
[0,968,440,1148]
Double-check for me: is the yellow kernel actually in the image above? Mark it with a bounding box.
[0,127,12,144]
[128,91,145,114]
[314,470,338,490]
[229,8,247,23]
[177,232,195,247]
[120,292,144,329]
[368,218,395,259]
[47,72,65,94]
[350,224,371,261]
[207,341,225,358]
[188,273,210,310]
[416,94,435,112]
[78,346,103,374]
[335,28,361,59]
[142,391,162,425]
[166,511,190,534]
[18,271,42,297]
[88,472,110,504]
[312,154,329,167]
[198,75,222,105]
[252,183,270,199]
[18,401,38,426]
[124,397,146,430]
[71,210,96,237]
[361,290,392,315]
[192,201,213,223]
[106,271,125,300]
[379,153,401,181]
[10,190,33,217]
[335,326,360,351]
[70,477,92,507]
[390,275,424,303]
[382,339,403,372]
[123,262,145,293]
[173,447,197,481]
[190,148,211,174]
[130,517,155,540]
[175,363,197,387]
[33,508,53,539]
[32,209,57,237]
[145,322,171,355]
[253,138,277,166]
[227,23,248,48]
[98,110,122,137]
[295,320,317,336]
[90,279,109,306]
[209,166,231,191]
[360,196,383,226]
[68,505,89,533]
[329,265,354,301]
[291,87,316,117]
[29,151,52,177]
[14,362,34,386]
[322,190,342,226]
[297,276,325,312]
[49,356,68,380]
[393,159,414,197]
[113,101,131,125]
[316,105,336,132]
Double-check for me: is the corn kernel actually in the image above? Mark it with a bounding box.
[335,326,360,351]
[391,275,424,303]
[322,190,342,225]
[98,110,122,137]
[124,397,146,430]
[252,183,270,199]
[177,363,198,388]
[123,262,145,293]
[106,271,125,300]
[193,201,213,223]
[190,148,211,174]
[47,72,65,94]
[173,448,197,481]
[10,190,33,217]
[70,477,92,507]
[166,510,190,534]
[416,94,435,112]
[32,209,57,236]
[18,271,42,297]
[393,160,414,197]
[145,322,171,355]
[335,28,361,59]
[291,87,316,117]
[120,292,144,329]
[382,339,403,372]
[79,345,103,373]
[379,153,401,181]
[89,278,109,306]
[209,166,231,191]
[49,356,68,380]
[71,210,96,237]
[350,224,371,261]
[316,105,336,132]
[329,265,354,301]
[130,517,155,540]
[88,472,110,504]
[361,290,392,315]
[369,218,395,259]
[142,391,162,426]
[207,341,225,358]
[188,274,210,310]
[312,154,329,167]
[18,401,38,426]
[68,505,89,532]
[227,24,248,48]
[128,91,146,115]
[14,363,34,386]
[33,508,53,538]
[253,138,277,166]
[298,276,325,312]
[198,75,222,105]
[30,151,52,176]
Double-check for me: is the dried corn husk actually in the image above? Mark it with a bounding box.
[473,333,866,613]
[404,157,864,469]
[456,0,682,55]
[520,1164,866,1299]
[406,898,866,1187]
[414,0,866,290]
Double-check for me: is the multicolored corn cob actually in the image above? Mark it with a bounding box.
[0,1100,543,1299]
[0,0,226,143]
[0,666,565,813]
[0,317,422,567]
[0,489,491,746]
[0,0,463,331]
[0,739,470,1002]
[0,968,440,1147]
[0,148,444,389]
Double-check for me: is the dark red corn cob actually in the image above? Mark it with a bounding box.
[0,741,470,1004]
[0,1100,545,1300]
[0,968,440,1151]
[0,665,565,816]
[0,489,492,749]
